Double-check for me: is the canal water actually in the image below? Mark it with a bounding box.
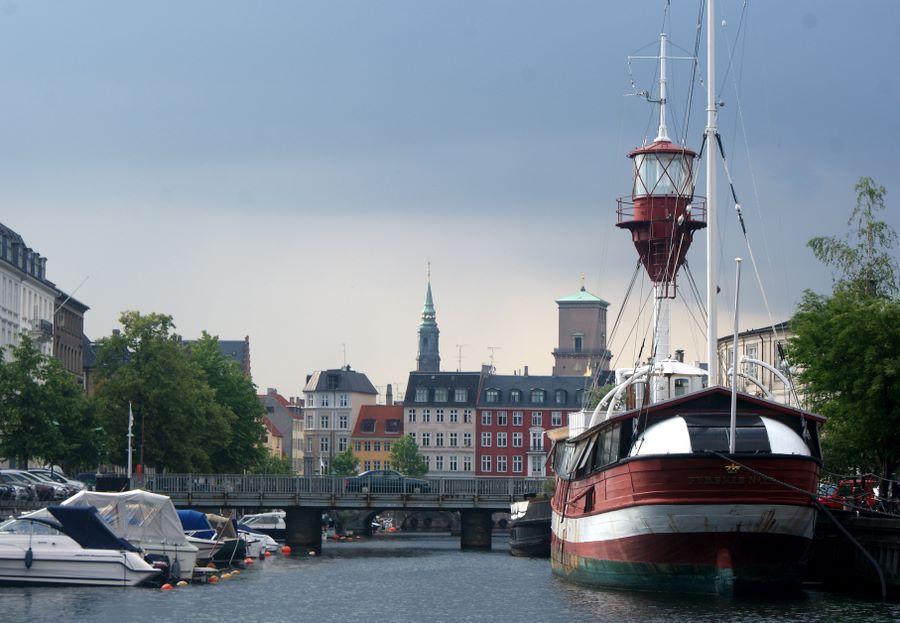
[1,533,898,623]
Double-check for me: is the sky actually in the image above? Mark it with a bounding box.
[1,1,898,401]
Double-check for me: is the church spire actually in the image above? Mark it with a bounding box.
[416,263,440,372]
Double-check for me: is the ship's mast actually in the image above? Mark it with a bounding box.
[653,32,670,366]
[705,0,719,385]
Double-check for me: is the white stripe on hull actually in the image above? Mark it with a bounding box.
[553,503,815,544]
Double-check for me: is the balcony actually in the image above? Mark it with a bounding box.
[31,319,53,342]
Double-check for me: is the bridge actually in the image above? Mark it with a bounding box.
[134,474,544,551]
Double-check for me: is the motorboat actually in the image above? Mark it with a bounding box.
[238,510,285,541]
[509,495,551,558]
[0,506,160,587]
[178,510,246,566]
[54,489,199,581]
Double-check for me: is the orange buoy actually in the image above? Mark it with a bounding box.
[208,575,219,584]
[281,545,292,555]
[388,526,397,533]
[244,558,254,565]
[161,583,173,591]
[264,550,272,558]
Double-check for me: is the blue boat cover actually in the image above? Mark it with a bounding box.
[177,509,216,540]
[46,506,142,552]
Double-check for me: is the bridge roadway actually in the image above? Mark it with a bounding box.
[133,474,545,551]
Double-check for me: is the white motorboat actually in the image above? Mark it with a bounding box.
[237,510,285,541]
[55,489,199,581]
[0,506,160,587]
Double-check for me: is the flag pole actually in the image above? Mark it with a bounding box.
[127,401,134,478]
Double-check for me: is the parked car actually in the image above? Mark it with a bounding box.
[344,470,431,494]
[0,480,28,501]
[0,471,38,501]
[29,469,85,496]
[818,477,879,510]
[4,470,67,501]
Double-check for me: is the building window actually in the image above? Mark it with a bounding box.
[481,432,491,447]
[307,395,315,408]
[408,432,416,442]
[463,409,473,423]
[322,394,330,407]
[415,388,428,402]
[512,411,523,426]
[339,394,349,407]
[433,455,443,471]
[573,335,583,352]
[554,389,566,404]
[408,409,416,423]
[463,432,472,448]
[449,456,458,471]
[307,438,314,452]
[374,441,381,451]
[320,437,330,452]
[421,432,431,447]
[485,388,499,403]
[531,412,542,427]
[339,437,348,451]
[464,456,472,472]
[497,411,507,426]
[497,455,508,473]
[339,414,349,429]
[449,409,459,423]
[384,442,391,452]
[449,432,458,447]
[513,456,523,473]
[454,388,468,402]
[512,432,523,448]
[510,390,521,403]
[497,432,507,448]
[435,388,448,402]
[551,411,562,427]
[436,432,444,447]
[746,344,759,378]
[481,455,491,472]
[530,456,544,477]
[481,411,492,426]
[306,414,314,429]
[531,389,545,403]
[320,414,330,429]
[374,460,381,470]
[436,409,444,423]
[364,460,371,471]
[384,460,391,470]
[530,430,543,451]
[422,409,431,423]
[364,441,372,452]
[354,441,362,452]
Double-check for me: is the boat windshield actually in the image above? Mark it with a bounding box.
[0,519,62,536]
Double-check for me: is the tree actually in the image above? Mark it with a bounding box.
[93,312,230,472]
[389,435,428,477]
[189,332,266,472]
[0,335,97,470]
[330,448,359,476]
[807,177,898,298]
[248,452,294,475]
[790,177,900,483]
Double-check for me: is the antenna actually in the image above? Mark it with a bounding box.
[342,343,347,367]
[456,344,466,372]
[487,346,501,373]
[53,275,90,316]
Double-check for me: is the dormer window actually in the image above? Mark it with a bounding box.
[554,389,566,404]
[531,389,545,404]
[415,388,428,402]
[485,389,499,403]
[510,390,521,403]
[434,388,448,402]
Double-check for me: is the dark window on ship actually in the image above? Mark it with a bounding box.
[681,413,771,453]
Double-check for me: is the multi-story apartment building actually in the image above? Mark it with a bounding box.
[351,404,404,472]
[476,373,587,478]
[716,321,795,403]
[262,416,284,459]
[1,224,57,360]
[301,366,378,475]
[403,371,482,476]
[53,292,89,387]
[260,388,303,470]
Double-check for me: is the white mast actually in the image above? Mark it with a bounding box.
[653,32,671,369]
[705,0,719,385]
[655,33,670,143]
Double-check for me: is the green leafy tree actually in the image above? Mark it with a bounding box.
[389,435,428,477]
[248,452,294,475]
[330,448,359,476]
[189,332,266,472]
[0,335,98,470]
[93,312,230,472]
[790,177,900,482]
[807,177,898,297]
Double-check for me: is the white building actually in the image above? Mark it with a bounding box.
[1,224,57,360]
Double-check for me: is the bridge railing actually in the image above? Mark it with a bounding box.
[133,474,545,499]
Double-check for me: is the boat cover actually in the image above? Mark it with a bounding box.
[58,489,191,548]
[177,510,216,540]
[206,513,238,540]
[46,506,142,553]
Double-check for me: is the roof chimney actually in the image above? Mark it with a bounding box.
[524,365,529,377]
[386,384,394,406]
[675,349,684,363]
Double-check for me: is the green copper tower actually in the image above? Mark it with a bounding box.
[416,265,440,372]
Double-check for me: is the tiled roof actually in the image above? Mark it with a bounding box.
[351,405,404,437]
[262,416,283,438]
[304,368,377,395]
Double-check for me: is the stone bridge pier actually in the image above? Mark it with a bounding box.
[285,507,323,555]
[460,509,493,550]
